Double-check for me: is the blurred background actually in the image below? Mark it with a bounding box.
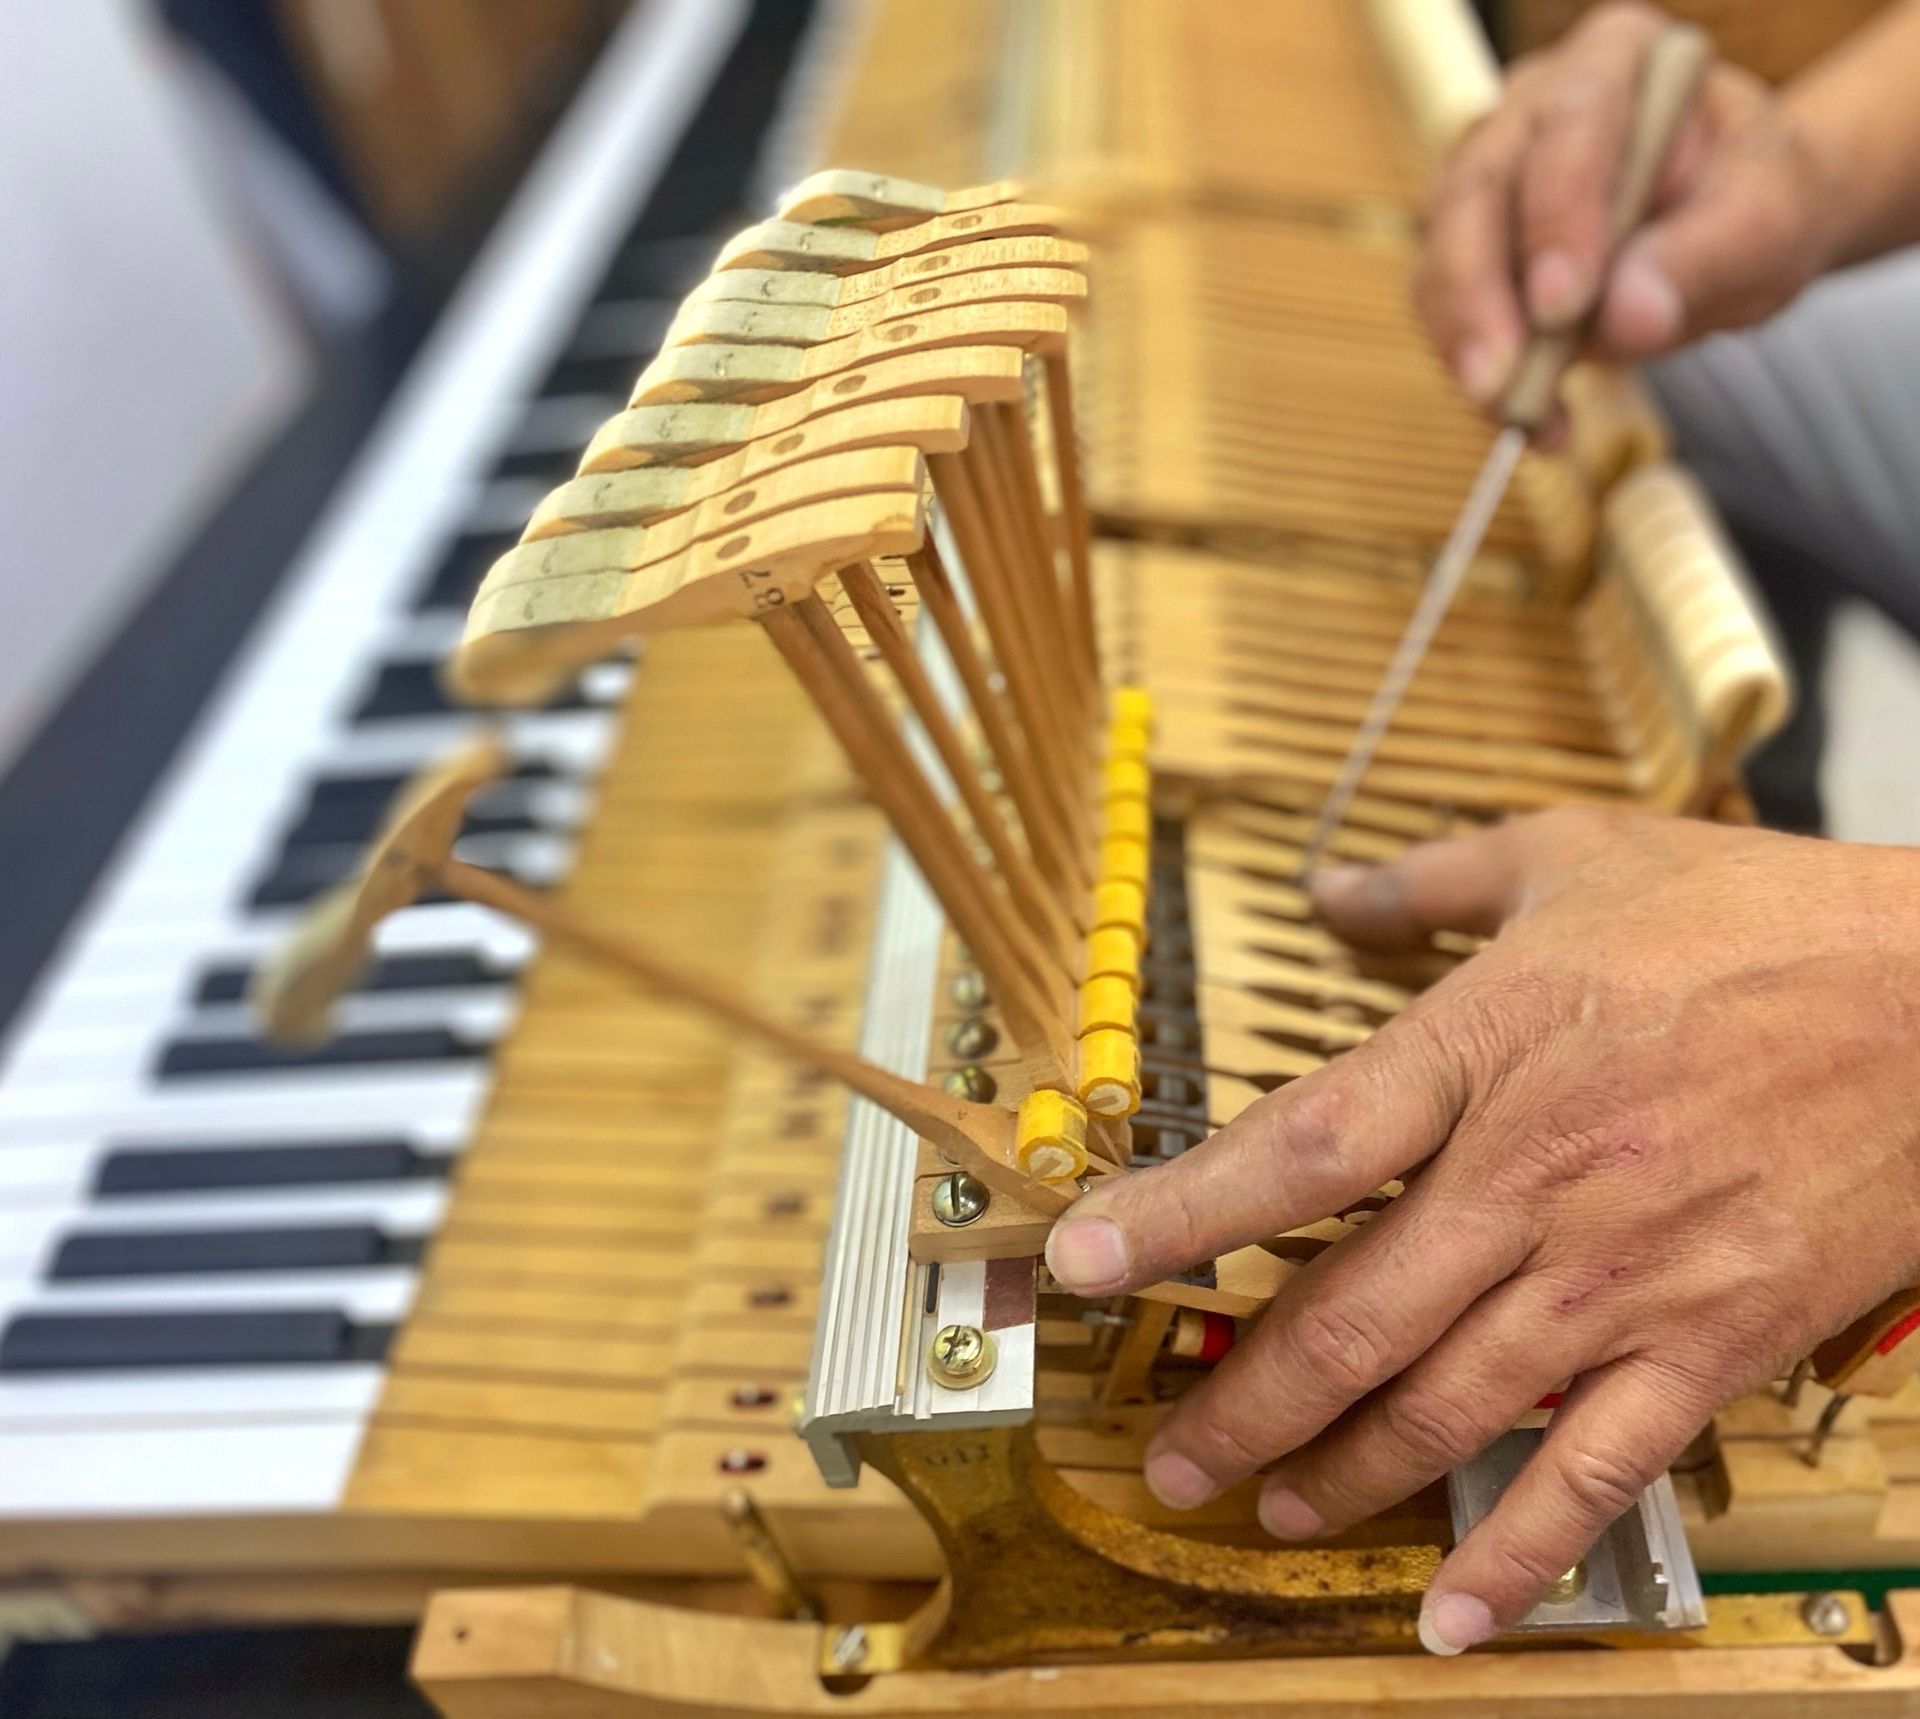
[2,0,1918,1713]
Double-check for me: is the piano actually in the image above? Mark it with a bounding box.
[8,1,1920,1714]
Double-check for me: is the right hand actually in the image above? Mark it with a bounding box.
[1417,2,1844,408]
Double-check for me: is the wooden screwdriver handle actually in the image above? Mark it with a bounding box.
[1498,23,1712,431]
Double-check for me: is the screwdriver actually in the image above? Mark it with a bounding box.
[1296,23,1711,880]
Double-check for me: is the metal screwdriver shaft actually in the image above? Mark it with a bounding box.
[1295,23,1711,884]
[1296,426,1524,878]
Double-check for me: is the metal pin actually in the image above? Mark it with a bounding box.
[720,1489,819,1620]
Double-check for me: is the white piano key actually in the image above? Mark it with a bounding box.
[0,1422,368,1514]
[0,1067,488,1141]
[0,1365,389,1429]
[0,1181,449,1250]
[5,991,514,1084]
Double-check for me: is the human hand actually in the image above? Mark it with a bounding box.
[1417,2,1844,408]
[1045,808,1920,1653]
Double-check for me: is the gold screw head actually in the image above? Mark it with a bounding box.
[928,1323,995,1388]
[949,970,988,1010]
[942,1064,997,1103]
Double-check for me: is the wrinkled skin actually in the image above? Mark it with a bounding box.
[1414,1,1843,412]
[1046,810,1920,1652]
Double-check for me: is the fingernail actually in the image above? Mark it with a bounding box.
[1455,339,1508,403]
[1608,249,1683,349]
[1418,1592,1495,1657]
[1257,1484,1326,1540]
[1526,248,1586,326]
[1309,862,1369,902]
[1143,1449,1219,1510]
[1044,1215,1128,1293]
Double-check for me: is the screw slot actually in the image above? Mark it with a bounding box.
[931,1171,990,1227]
[928,1323,995,1388]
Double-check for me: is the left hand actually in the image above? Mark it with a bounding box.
[1044,808,1920,1653]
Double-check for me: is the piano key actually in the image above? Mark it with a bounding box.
[569,296,678,359]
[0,1364,387,1428]
[501,393,625,459]
[0,1067,490,1140]
[0,1309,391,1371]
[154,1027,488,1081]
[193,951,515,1007]
[96,1137,443,1196]
[48,1226,425,1281]
[413,527,520,614]
[0,1184,450,1258]
[350,658,599,725]
[0,1421,371,1512]
[0,1270,418,1321]
[243,827,568,912]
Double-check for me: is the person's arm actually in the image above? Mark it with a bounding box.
[1044,811,1920,1652]
[1417,0,1920,406]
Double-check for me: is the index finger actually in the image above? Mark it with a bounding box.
[1415,111,1532,403]
[1044,1015,1469,1298]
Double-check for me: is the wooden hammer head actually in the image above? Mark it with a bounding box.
[253,734,509,1044]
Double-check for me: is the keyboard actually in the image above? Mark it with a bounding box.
[0,0,821,1533]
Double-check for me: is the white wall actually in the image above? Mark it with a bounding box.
[0,2,308,767]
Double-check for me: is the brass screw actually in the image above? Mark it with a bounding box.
[946,1017,998,1058]
[931,1171,989,1227]
[928,1322,995,1388]
[1541,1562,1587,1605]
[942,1064,997,1103]
[1802,1590,1851,1637]
[949,970,988,1010]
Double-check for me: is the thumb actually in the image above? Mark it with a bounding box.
[1595,147,1823,357]
[1310,825,1531,947]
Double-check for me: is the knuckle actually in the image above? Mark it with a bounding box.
[1501,1087,1650,1194]
[1482,1531,1579,1599]
[1377,1383,1494,1470]
[1181,1408,1277,1480]
[1558,1442,1648,1526]
[1286,1299,1394,1398]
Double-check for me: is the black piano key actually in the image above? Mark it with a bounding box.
[488,443,589,483]
[278,761,567,850]
[245,844,363,909]
[48,1224,425,1280]
[537,351,645,399]
[193,951,506,1008]
[93,1138,446,1196]
[350,659,593,725]
[0,1310,394,1371]
[412,527,519,614]
[155,1027,482,1080]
